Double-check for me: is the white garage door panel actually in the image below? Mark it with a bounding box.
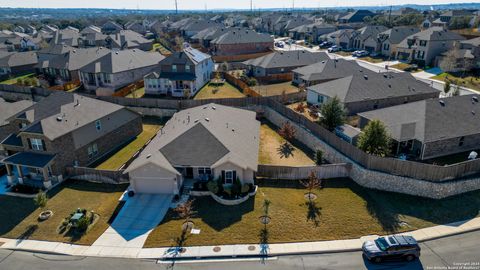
[133,177,175,194]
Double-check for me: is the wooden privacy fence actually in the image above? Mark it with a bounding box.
[257,163,351,180]
[65,167,129,184]
[113,80,145,97]
[256,73,293,84]
[212,51,272,63]
[222,72,262,97]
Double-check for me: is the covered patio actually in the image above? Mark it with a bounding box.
[2,152,60,189]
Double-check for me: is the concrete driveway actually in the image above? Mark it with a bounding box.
[92,194,172,249]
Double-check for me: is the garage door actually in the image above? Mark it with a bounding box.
[132,177,176,194]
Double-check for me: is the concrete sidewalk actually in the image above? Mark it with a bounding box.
[1,216,480,260]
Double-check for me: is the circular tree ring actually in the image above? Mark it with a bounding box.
[179,248,187,254]
[182,221,194,231]
[213,246,221,252]
[304,193,317,201]
[259,216,271,225]
[248,246,256,251]
[38,210,53,221]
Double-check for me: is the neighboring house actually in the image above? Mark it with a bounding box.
[79,49,165,95]
[38,47,110,85]
[105,30,153,51]
[36,44,75,65]
[125,21,147,35]
[125,103,260,195]
[395,27,466,66]
[0,98,33,156]
[191,26,228,48]
[292,58,361,87]
[210,29,273,56]
[338,10,376,23]
[422,19,432,29]
[378,27,420,58]
[288,23,337,43]
[49,28,81,47]
[320,29,356,50]
[306,70,440,115]
[144,47,213,98]
[0,51,38,78]
[335,124,361,145]
[80,25,102,35]
[78,32,108,48]
[358,95,480,160]
[0,92,142,188]
[180,20,223,37]
[437,37,480,72]
[102,21,124,34]
[243,51,329,78]
[351,25,388,52]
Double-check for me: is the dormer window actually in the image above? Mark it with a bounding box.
[95,120,102,131]
[185,65,190,72]
[29,138,45,151]
[172,65,177,72]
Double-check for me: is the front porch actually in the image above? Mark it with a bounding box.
[2,152,61,189]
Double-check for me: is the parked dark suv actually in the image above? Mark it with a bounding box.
[362,235,420,263]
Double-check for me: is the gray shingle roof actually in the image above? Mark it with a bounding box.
[0,98,33,127]
[308,70,440,103]
[39,47,110,71]
[292,58,361,82]
[2,152,56,168]
[243,51,328,69]
[359,95,480,143]
[379,27,420,44]
[397,27,466,48]
[211,29,273,45]
[126,103,260,173]
[80,49,164,74]
[0,51,37,68]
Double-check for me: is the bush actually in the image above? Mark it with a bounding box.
[231,178,242,196]
[76,216,90,232]
[247,77,258,86]
[223,186,232,197]
[34,191,48,209]
[295,103,306,113]
[207,180,219,194]
[241,184,250,194]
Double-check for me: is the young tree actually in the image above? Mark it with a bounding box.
[300,171,322,201]
[452,84,461,96]
[320,96,347,131]
[315,149,323,165]
[175,199,195,232]
[295,102,306,113]
[278,122,296,142]
[357,120,391,156]
[34,191,48,210]
[444,80,451,95]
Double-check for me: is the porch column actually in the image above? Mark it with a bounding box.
[42,167,52,189]
[16,165,24,184]
[5,164,14,185]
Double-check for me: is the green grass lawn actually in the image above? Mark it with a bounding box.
[125,87,145,98]
[252,82,299,97]
[432,73,480,92]
[390,63,413,71]
[0,180,127,245]
[96,117,163,170]
[152,43,171,55]
[193,82,245,100]
[144,179,480,247]
[360,56,386,64]
[0,73,35,85]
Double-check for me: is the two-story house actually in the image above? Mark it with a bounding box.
[79,49,165,95]
[144,47,213,98]
[378,27,420,58]
[0,92,142,189]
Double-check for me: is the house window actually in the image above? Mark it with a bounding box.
[29,138,45,151]
[459,136,465,146]
[224,170,234,184]
[185,65,190,72]
[198,167,212,175]
[19,122,27,129]
[419,40,427,47]
[417,51,425,59]
[95,120,102,131]
[88,143,98,159]
[317,95,324,103]
[172,65,177,72]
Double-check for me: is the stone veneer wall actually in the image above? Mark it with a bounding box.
[260,105,480,199]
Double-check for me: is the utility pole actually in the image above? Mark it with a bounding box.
[292,0,295,12]
[388,5,392,27]
[250,0,253,13]
[175,0,178,14]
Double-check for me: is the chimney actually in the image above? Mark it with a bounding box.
[120,34,127,49]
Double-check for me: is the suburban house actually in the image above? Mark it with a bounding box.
[102,21,124,34]
[210,29,273,56]
[306,69,440,115]
[320,29,356,50]
[49,28,81,47]
[125,103,260,195]
[378,27,420,58]
[292,58,362,87]
[351,25,388,52]
[0,97,33,156]
[288,23,337,43]
[243,51,329,78]
[38,47,110,85]
[143,47,214,98]
[437,37,480,72]
[80,25,102,35]
[338,10,376,23]
[395,27,465,66]
[0,51,38,78]
[125,21,147,35]
[358,95,480,160]
[180,20,223,37]
[79,49,165,95]
[0,92,142,188]
[105,30,153,51]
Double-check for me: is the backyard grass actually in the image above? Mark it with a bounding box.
[252,82,300,97]
[259,121,315,166]
[432,72,480,92]
[126,87,145,98]
[0,180,128,245]
[152,43,171,55]
[95,117,163,170]
[144,179,480,247]
[0,73,34,85]
[193,82,245,100]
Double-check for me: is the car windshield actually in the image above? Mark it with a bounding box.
[374,238,389,251]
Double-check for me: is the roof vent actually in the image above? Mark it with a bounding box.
[232,128,235,132]
[212,106,216,110]
[364,75,368,80]
[439,100,445,106]
[115,51,119,55]
[56,116,63,122]
[205,118,210,122]
[472,110,476,115]
[473,96,479,102]
[146,154,152,159]
[383,74,388,78]
[388,84,391,88]
[194,119,199,123]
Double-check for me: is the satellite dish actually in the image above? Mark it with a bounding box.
[468,151,478,160]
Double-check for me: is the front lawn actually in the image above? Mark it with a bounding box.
[144,179,480,247]
[360,56,386,64]
[432,73,480,92]
[252,82,299,97]
[0,73,35,85]
[0,180,127,245]
[259,121,315,166]
[390,63,413,71]
[125,87,145,98]
[193,82,245,100]
[96,117,163,170]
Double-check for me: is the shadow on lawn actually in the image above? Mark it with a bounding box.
[305,200,322,227]
[0,196,37,236]
[16,224,38,244]
[197,197,255,231]
[277,143,295,159]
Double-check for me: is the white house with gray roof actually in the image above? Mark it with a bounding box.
[125,103,260,195]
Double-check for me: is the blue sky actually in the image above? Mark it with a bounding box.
[0,0,472,10]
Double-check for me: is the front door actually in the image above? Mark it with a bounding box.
[185,167,193,178]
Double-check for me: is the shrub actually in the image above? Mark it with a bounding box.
[34,191,48,209]
[295,103,306,113]
[223,186,232,197]
[207,180,219,194]
[231,177,242,196]
[16,78,24,85]
[247,77,258,86]
[76,216,90,232]
[241,184,250,194]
